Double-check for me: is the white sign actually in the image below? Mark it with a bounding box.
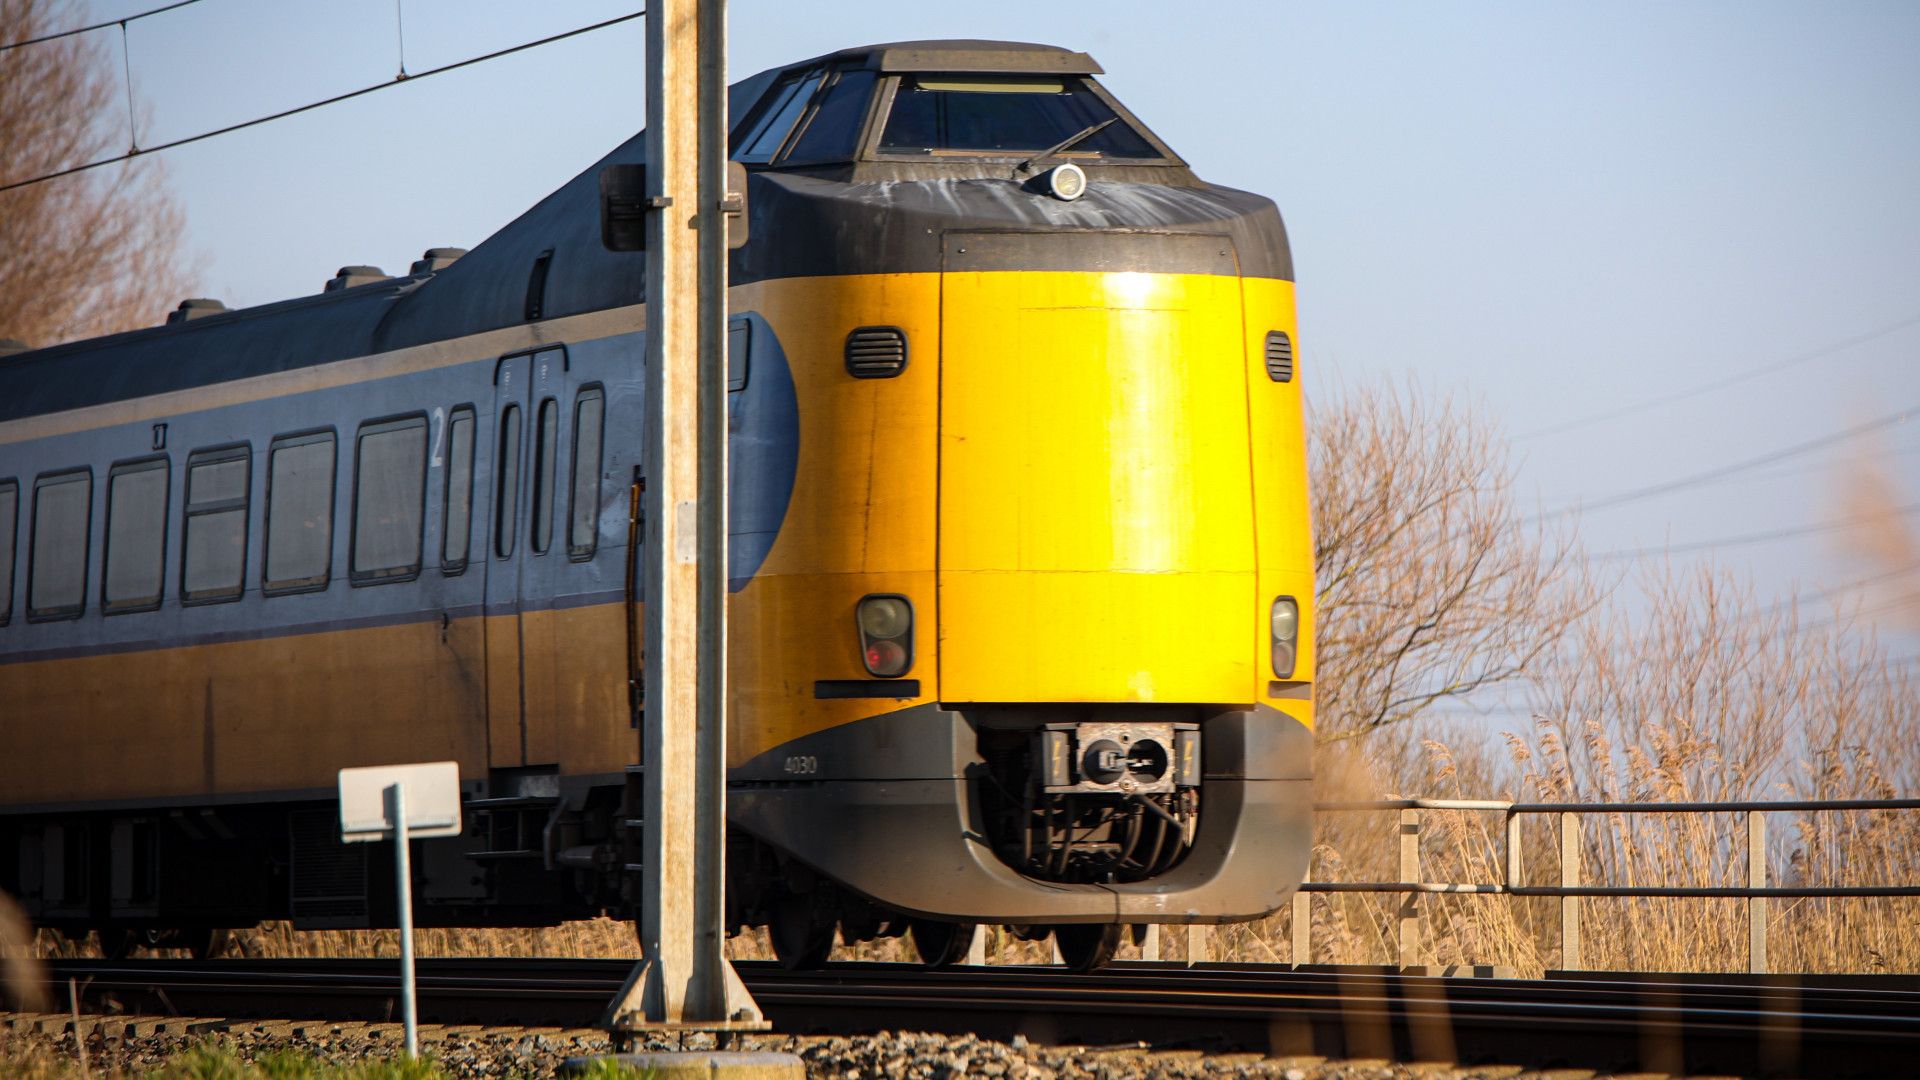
[338,761,463,843]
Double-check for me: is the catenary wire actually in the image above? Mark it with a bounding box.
[1518,310,1920,440]
[0,8,646,194]
[1535,402,1919,521]
[1589,502,1920,561]
[0,0,203,52]
[1744,561,1920,622]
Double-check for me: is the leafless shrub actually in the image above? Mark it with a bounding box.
[1251,377,1592,971]
[0,0,198,346]
[1309,377,1593,755]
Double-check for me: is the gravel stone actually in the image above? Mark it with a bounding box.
[1,1017,1688,1079]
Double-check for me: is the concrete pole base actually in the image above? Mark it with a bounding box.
[563,1051,804,1078]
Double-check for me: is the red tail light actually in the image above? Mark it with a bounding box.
[857,594,913,678]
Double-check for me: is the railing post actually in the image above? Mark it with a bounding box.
[1559,811,1581,970]
[1505,811,1523,888]
[1185,924,1211,965]
[1142,923,1160,962]
[1292,890,1311,967]
[1399,808,1421,969]
[1749,810,1768,974]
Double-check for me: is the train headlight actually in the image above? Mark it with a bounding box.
[857,594,913,677]
[1271,596,1300,679]
[1043,162,1088,202]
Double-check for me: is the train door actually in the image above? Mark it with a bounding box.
[483,347,567,768]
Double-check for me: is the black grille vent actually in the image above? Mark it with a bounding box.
[845,326,908,379]
[1265,330,1294,383]
[289,809,367,923]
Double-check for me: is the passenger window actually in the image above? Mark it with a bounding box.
[495,404,522,558]
[28,470,91,620]
[569,387,605,559]
[783,69,878,163]
[442,406,476,573]
[183,447,249,603]
[0,479,15,626]
[728,319,750,391]
[736,69,826,163]
[265,431,335,593]
[351,416,428,584]
[531,397,559,554]
[104,457,169,612]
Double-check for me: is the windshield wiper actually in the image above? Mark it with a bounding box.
[1014,117,1119,175]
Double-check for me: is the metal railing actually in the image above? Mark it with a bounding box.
[1294,797,1920,973]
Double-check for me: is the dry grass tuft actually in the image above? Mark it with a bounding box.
[2,888,52,1011]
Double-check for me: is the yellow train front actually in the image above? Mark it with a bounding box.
[719,40,1314,968]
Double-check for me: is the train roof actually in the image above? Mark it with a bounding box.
[784,39,1102,76]
[0,40,1291,425]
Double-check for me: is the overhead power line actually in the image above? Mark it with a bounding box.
[1519,310,1920,440]
[0,8,647,194]
[0,0,204,52]
[1747,561,1920,622]
[1537,402,1920,520]
[1591,501,1920,561]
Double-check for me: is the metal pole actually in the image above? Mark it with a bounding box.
[604,0,761,1032]
[1749,811,1768,974]
[1291,890,1311,967]
[1559,811,1581,970]
[1185,924,1211,965]
[391,783,417,1057]
[1398,808,1420,970]
[1504,811,1523,889]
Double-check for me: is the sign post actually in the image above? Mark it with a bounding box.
[339,761,463,1057]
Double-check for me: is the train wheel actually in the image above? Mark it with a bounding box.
[1054,924,1121,972]
[100,929,137,960]
[769,904,835,970]
[184,928,231,960]
[909,920,974,968]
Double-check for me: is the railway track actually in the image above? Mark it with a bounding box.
[35,958,1920,1078]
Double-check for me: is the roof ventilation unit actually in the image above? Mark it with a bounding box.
[1264,330,1294,383]
[0,338,30,357]
[845,326,908,379]
[325,265,389,292]
[411,247,468,274]
[167,298,229,324]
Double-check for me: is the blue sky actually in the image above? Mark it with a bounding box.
[75,0,1920,657]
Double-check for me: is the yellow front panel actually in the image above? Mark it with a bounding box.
[938,270,1256,703]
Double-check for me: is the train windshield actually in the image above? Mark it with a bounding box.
[877,76,1160,158]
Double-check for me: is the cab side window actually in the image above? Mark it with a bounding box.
[734,69,826,163]
[782,69,878,164]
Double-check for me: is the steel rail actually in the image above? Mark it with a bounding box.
[36,957,1920,1079]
